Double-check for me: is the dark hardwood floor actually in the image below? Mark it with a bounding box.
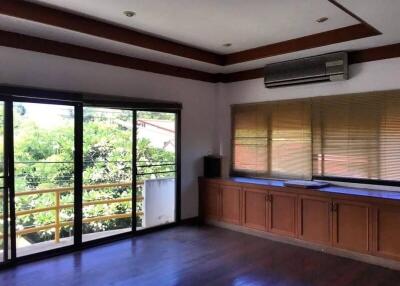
[1,225,400,286]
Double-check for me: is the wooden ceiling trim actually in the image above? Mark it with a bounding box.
[223,0,381,65]
[349,43,400,64]
[216,69,264,83]
[0,0,223,66]
[223,24,380,65]
[0,30,218,83]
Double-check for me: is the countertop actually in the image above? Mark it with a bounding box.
[228,177,400,201]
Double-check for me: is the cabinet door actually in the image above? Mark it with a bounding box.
[373,204,400,260]
[221,185,241,225]
[203,183,221,220]
[268,191,297,237]
[243,188,267,231]
[333,199,371,253]
[298,195,332,245]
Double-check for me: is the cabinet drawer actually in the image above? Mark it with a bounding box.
[333,200,371,253]
[221,185,241,225]
[203,183,220,220]
[373,205,400,260]
[269,191,297,237]
[243,188,267,231]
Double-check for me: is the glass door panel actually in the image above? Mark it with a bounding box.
[0,101,5,262]
[82,107,133,241]
[13,102,75,257]
[136,111,176,230]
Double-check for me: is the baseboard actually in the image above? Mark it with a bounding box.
[206,219,400,271]
[180,216,201,225]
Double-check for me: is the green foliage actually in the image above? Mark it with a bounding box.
[137,111,175,120]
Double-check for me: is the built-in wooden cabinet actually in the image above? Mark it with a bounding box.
[243,188,267,230]
[332,199,371,253]
[199,177,400,264]
[268,191,297,237]
[298,195,332,245]
[221,185,241,225]
[242,188,298,235]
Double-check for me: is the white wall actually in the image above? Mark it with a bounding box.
[0,46,217,219]
[2,45,400,217]
[216,58,400,191]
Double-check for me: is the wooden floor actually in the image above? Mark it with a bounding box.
[1,225,400,286]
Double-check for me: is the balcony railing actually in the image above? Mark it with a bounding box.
[0,182,142,242]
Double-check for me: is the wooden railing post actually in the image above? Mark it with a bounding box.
[55,191,60,243]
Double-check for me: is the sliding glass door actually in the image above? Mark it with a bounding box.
[13,102,75,257]
[0,88,180,265]
[82,107,133,241]
[136,111,176,230]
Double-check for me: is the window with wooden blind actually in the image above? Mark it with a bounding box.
[231,90,400,184]
[312,91,400,182]
[232,104,269,177]
[232,99,312,180]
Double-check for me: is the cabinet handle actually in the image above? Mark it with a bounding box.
[331,203,338,212]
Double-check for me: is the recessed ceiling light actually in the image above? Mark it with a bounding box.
[222,43,232,47]
[316,17,329,23]
[124,11,136,17]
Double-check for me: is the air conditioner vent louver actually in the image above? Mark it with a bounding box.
[264,52,348,88]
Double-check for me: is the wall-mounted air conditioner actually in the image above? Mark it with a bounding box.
[264,52,348,88]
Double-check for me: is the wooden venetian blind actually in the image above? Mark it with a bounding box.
[232,99,312,179]
[312,91,400,181]
[380,94,400,180]
[270,100,312,179]
[232,104,269,177]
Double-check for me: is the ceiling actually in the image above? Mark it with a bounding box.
[26,0,359,54]
[0,0,399,76]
